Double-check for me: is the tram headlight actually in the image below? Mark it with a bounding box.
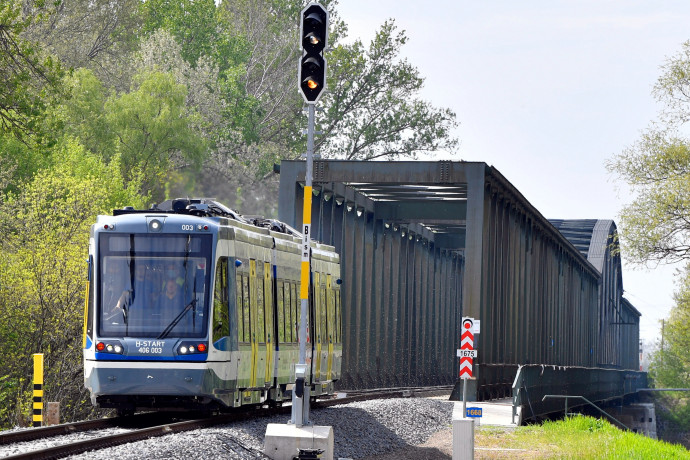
[177,342,208,355]
[96,340,124,354]
[148,219,163,232]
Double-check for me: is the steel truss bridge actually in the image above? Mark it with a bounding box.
[278,160,645,419]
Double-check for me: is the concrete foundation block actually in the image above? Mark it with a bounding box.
[264,423,334,460]
[452,404,474,460]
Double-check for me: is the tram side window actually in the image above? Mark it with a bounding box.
[290,282,298,342]
[213,258,230,344]
[313,274,320,344]
[242,274,251,342]
[327,285,335,344]
[256,263,265,343]
[335,289,341,343]
[236,274,244,342]
[277,280,285,342]
[319,284,327,344]
[283,282,292,342]
[236,273,251,343]
[263,262,273,345]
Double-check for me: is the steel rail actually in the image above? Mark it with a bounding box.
[1,386,452,460]
[0,412,171,446]
[2,411,260,460]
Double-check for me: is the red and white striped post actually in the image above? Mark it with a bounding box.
[458,317,477,417]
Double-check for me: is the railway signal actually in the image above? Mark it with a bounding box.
[292,2,329,429]
[299,3,329,103]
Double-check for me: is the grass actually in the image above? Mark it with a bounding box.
[474,415,690,459]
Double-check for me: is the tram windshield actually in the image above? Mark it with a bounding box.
[98,234,212,338]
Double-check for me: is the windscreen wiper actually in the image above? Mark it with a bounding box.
[157,299,196,340]
[122,296,129,325]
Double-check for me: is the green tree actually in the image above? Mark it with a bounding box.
[608,128,690,264]
[22,0,141,91]
[321,20,458,160]
[647,271,690,428]
[608,41,690,265]
[47,68,111,157]
[135,30,226,142]
[140,0,217,67]
[609,41,690,396]
[0,139,145,427]
[649,270,690,385]
[47,68,208,198]
[0,0,63,140]
[105,71,208,195]
[0,133,52,192]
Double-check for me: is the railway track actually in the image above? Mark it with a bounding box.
[1,386,452,459]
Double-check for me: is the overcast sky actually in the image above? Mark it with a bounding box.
[336,0,690,345]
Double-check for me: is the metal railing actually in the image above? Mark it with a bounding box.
[511,364,647,425]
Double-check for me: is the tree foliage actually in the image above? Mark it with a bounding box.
[321,20,458,160]
[105,71,207,190]
[0,0,63,140]
[609,41,690,265]
[140,0,217,67]
[648,271,690,422]
[47,68,208,198]
[649,284,690,387]
[0,141,145,427]
[611,41,690,399]
[22,0,141,90]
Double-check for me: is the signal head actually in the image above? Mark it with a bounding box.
[300,4,328,53]
[299,54,326,102]
[298,3,329,103]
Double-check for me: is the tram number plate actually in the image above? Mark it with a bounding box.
[138,347,163,354]
[456,349,477,358]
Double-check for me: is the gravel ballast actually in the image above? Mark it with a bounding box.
[1,397,455,459]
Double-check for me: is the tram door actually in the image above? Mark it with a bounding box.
[313,272,322,381]
[326,274,334,380]
[248,260,274,388]
[236,262,251,390]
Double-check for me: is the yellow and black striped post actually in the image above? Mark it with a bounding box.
[32,353,44,427]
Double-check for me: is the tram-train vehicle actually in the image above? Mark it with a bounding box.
[83,198,342,413]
